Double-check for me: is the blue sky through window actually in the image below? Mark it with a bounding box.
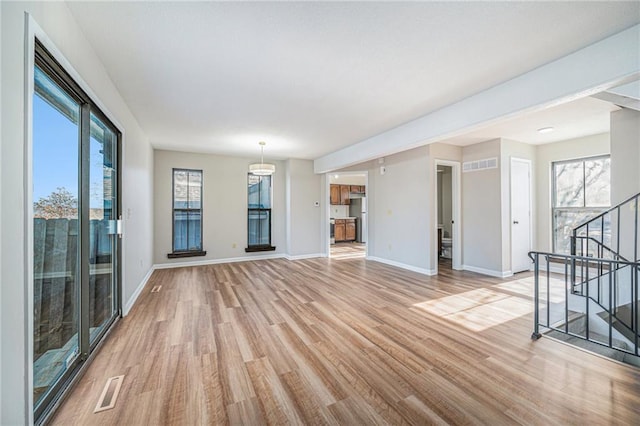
[32,92,79,203]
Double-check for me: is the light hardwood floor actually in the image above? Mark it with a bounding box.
[51,258,640,425]
[330,242,366,260]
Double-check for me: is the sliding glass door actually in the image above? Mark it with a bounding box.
[33,40,121,422]
[88,112,118,346]
[33,64,81,409]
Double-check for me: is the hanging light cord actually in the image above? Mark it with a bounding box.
[259,141,266,166]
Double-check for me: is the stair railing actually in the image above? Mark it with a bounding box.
[530,192,640,360]
[529,251,639,358]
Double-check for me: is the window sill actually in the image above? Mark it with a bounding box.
[245,246,276,253]
[167,250,207,259]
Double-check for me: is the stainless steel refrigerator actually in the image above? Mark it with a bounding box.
[348,197,367,243]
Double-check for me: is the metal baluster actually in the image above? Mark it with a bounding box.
[609,260,613,348]
[586,255,590,341]
[617,205,621,258]
[571,231,577,293]
[532,253,541,340]
[632,263,640,356]
[546,255,550,328]
[564,256,569,334]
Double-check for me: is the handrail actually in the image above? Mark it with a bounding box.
[527,251,638,267]
[572,236,626,261]
[574,192,640,231]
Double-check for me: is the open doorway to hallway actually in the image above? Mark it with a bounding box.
[435,160,461,273]
[328,172,367,259]
[438,165,454,271]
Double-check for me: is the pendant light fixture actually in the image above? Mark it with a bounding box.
[249,141,276,176]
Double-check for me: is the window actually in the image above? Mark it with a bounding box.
[170,169,205,257]
[246,173,275,251]
[552,155,610,253]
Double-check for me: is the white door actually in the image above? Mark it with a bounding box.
[511,158,532,273]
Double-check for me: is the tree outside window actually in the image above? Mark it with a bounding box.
[552,156,610,253]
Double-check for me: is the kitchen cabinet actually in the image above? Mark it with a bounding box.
[330,184,341,205]
[330,184,351,205]
[340,185,350,205]
[350,185,366,195]
[346,220,356,241]
[334,218,356,242]
[334,219,346,241]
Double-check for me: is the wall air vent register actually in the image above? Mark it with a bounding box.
[463,157,498,172]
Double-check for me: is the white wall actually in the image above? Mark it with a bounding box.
[286,159,323,257]
[154,150,287,264]
[534,133,610,252]
[1,3,154,423]
[366,146,432,274]
[461,139,503,274]
[610,108,640,205]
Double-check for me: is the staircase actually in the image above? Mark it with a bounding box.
[529,192,640,365]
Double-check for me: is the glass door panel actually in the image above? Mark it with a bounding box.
[89,113,118,345]
[33,65,81,408]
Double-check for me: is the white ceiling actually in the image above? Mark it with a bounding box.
[66,2,640,160]
[441,96,620,146]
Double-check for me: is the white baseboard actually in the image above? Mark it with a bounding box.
[462,264,513,278]
[123,266,155,316]
[285,253,324,260]
[367,256,436,276]
[153,253,286,270]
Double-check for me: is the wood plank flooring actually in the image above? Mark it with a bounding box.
[51,258,640,425]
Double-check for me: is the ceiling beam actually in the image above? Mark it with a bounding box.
[314,24,640,173]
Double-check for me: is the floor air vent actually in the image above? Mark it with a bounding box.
[94,375,124,413]
[151,285,162,293]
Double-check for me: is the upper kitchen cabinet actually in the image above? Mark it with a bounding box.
[330,184,341,205]
[350,185,366,194]
[340,185,351,205]
[330,184,352,205]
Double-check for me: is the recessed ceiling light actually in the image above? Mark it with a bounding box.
[334,174,339,179]
[538,127,554,134]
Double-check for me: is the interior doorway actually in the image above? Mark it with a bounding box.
[435,160,461,273]
[327,172,368,259]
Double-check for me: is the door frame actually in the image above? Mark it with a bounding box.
[510,157,533,273]
[26,16,123,424]
[325,171,368,258]
[434,159,462,273]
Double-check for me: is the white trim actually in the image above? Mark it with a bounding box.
[367,256,437,276]
[123,266,155,316]
[315,24,640,173]
[285,253,324,261]
[433,159,462,274]
[24,13,36,426]
[463,264,513,278]
[153,253,287,270]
